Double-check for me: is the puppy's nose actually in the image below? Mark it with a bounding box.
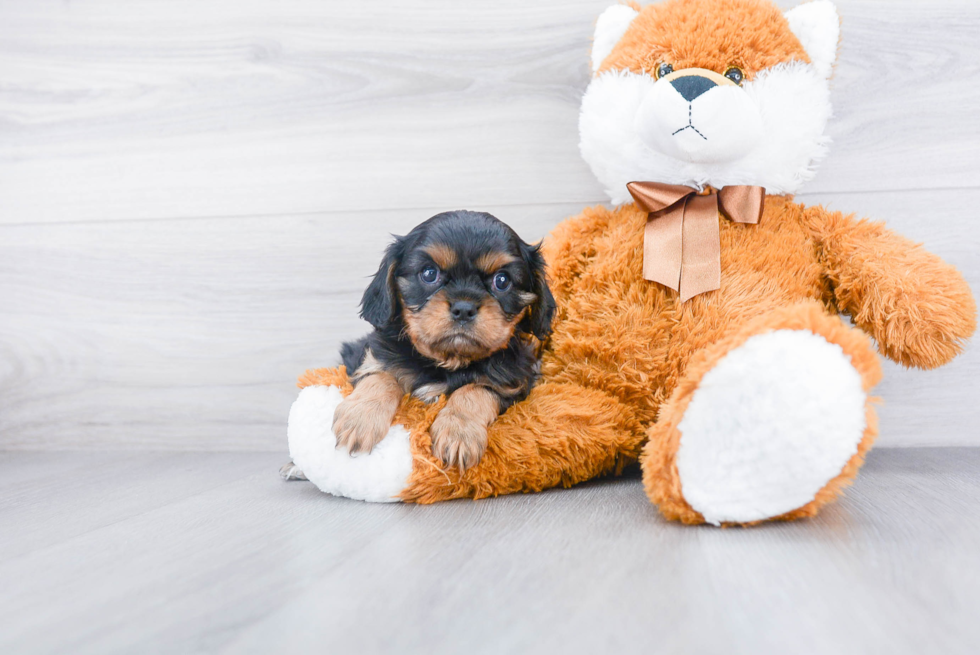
[450,300,478,323]
[671,75,717,102]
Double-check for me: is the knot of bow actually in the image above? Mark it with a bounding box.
[627,181,766,302]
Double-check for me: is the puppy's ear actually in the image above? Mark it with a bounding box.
[360,237,404,329]
[518,241,556,340]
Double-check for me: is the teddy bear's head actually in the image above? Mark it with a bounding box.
[581,0,840,203]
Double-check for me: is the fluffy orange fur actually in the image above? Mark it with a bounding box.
[599,0,810,79]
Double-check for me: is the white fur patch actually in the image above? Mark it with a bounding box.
[287,386,412,503]
[635,79,763,164]
[675,329,867,525]
[591,4,640,73]
[579,61,832,201]
[785,1,840,79]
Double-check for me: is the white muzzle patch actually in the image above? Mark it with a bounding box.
[578,61,832,203]
[635,69,763,165]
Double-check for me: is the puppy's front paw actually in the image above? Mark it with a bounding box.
[430,406,489,471]
[333,396,395,455]
[279,460,308,481]
[331,373,402,456]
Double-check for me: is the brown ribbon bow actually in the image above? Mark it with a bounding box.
[627,181,766,302]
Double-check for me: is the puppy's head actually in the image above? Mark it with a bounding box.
[360,210,555,369]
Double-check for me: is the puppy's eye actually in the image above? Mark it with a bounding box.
[419,266,440,285]
[654,63,674,80]
[492,271,512,292]
[724,66,744,85]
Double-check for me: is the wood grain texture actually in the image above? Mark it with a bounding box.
[1,449,978,654]
[0,0,978,450]
[0,0,978,224]
[0,202,583,450]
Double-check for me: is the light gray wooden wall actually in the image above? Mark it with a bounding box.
[1,0,978,450]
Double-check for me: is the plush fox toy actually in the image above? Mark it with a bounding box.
[288,0,976,525]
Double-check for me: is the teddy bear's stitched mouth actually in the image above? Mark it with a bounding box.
[671,104,708,140]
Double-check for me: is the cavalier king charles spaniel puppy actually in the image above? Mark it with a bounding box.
[283,210,555,478]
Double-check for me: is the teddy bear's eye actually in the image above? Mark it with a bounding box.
[724,66,744,85]
[654,62,674,80]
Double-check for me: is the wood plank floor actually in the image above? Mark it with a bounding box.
[1,448,978,654]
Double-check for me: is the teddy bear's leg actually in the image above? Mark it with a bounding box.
[400,380,648,503]
[642,302,882,525]
[287,367,647,503]
[287,367,419,502]
[288,383,414,502]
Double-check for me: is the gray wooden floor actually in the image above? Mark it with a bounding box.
[1,448,978,654]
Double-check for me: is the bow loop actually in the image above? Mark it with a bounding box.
[626,181,765,302]
[626,182,698,215]
[718,185,766,225]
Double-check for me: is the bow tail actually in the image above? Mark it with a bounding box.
[642,201,685,291]
[631,181,763,302]
[678,194,722,302]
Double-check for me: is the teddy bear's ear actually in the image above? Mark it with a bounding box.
[591,4,640,73]
[784,1,840,79]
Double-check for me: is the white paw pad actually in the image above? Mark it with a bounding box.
[287,386,412,502]
[676,329,867,525]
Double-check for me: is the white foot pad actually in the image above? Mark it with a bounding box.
[676,329,867,525]
[287,386,412,502]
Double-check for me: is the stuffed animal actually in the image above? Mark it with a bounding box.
[287,0,976,525]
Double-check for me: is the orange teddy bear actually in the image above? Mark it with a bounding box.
[287,0,976,525]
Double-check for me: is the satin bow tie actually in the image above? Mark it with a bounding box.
[627,181,766,302]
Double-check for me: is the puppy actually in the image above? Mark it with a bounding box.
[282,210,555,479]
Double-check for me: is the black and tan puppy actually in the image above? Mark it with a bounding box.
[325,210,554,472]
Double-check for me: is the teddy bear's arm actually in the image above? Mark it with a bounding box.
[804,206,976,369]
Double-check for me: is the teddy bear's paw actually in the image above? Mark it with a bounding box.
[287,385,413,502]
[675,329,868,525]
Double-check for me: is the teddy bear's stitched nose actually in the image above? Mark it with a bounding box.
[671,75,717,102]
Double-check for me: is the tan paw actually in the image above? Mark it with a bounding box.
[430,406,490,471]
[279,460,308,481]
[332,396,395,455]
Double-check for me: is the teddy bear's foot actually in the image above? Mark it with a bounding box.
[287,385,413,502]
[643,304,882,525]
